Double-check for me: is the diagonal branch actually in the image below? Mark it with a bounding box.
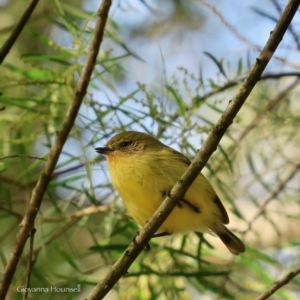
[270,0,300,49]
[0,0,112,299]
[210,78,299,176]
[194,72,300,105]
[237,77,300,143]
[244,163,300,233]
[255,265,300,300]
[87,0,300,299]
[0,0,40,64]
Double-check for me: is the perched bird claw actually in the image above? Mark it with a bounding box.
[177,202,183,208]
[152,231,171,238]
[161,190,171,198]
[161,190,200,213]
[132,231,151,251]
[132,231,139,245]
[144,243,151,251]
[180,198,201,213]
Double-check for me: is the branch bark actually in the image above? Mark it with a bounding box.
[0,0,40,64]
[0,0,112,299]
[255,265,300,300]
[86,0,300,299]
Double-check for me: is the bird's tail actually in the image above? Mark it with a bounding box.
[214,225,245,255]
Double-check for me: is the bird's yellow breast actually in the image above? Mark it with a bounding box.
[106,150,222,234]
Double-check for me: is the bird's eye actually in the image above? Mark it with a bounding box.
[120,140,131,148]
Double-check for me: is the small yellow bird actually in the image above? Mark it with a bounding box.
[95,131,245,255]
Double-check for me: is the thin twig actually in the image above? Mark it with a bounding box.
[210,77,300,176]
[237,78,300,143]
[0,206,23,221]
[0,0,40,64]
[158,71,300,137]
[261,72,300,79]
[51,156,105,178]
[244,163,300,233]
[26,218,80,260]
[86,1,300,299]
[197,72,300,102]
[218,163,300,298]
[0,1,112,298]
[0,10,49,35]
[199,0,260,51]
[0,155,46,161]
[18,206,107,267]
[200,0,300,70]
[23,228,36,300]
[35,205,108,223]
[255,265,300,300]
[270,0,300,49]
[0,222,22,244]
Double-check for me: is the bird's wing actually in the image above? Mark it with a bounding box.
[167,147,229,225]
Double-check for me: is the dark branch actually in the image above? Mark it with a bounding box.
[270,0,300,49]
[23,228,36,300]
[0,155,46,161]
[0,0,112,298]
[0,0,40,64]
[86,0,300,299]
[199,72,300,102]
[255,265,300,300]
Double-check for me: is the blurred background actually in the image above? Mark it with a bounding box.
[1,0,300,299]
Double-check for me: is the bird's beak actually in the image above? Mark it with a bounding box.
[95,147,114,155]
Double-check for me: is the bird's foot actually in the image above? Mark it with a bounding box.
[180,198,201,213]
[132,231,151,251]
[161,191,200,213]
[152,231,171,238]
[161,190,183,209]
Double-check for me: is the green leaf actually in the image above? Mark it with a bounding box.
[203,51,227,79]
[237,57,243,76]
[166,85,185,115]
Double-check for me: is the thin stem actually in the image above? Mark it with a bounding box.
[0,0,40,64]
[0,0,112,298]
[86,0,300,299]
[255,266,300,300]
[23,228,36,300]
